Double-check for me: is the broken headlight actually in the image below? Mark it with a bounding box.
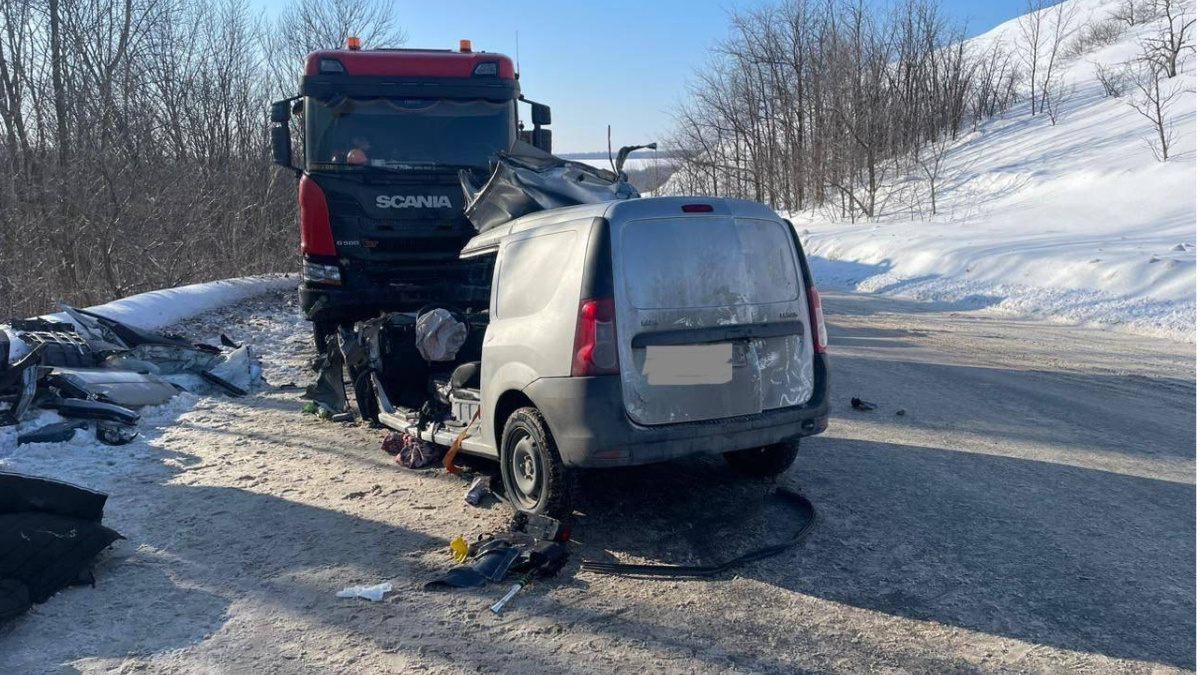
[303,260,342,286]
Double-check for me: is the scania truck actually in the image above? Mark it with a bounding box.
[270,38,552,349]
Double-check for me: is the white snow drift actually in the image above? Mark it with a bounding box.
[38,274,298,331]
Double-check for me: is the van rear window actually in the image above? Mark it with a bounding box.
[621,217,799,310]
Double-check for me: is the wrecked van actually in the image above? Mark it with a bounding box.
[344,196,829,516]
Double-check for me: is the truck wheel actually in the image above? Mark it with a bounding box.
[723,439,800,478]
[500,407,571,518]
[313,320,336,354]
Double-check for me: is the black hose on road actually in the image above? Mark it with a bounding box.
[579,487,817,579]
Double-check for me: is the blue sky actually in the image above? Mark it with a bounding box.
[258,0,1030,153]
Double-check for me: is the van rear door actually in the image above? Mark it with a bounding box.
[611,205,815,426]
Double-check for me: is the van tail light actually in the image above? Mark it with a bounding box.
[808,286,827,354]
[572,298,619,376]
[300,175,336,256]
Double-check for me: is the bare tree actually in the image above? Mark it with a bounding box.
[1141,0,1196,77]
[1067,17,1126,57]
[1017,0,1050,116]
[1043,75,1073,124]
[0,0,407,318]
[915,134,955,216]
[266,0,407,97]
[1093,62,1130,96]
[1126,60,1184,160]
[665,0,987,222]
[1111,0,1158,26]
[1038,1,1079,115]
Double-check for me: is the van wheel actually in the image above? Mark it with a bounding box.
[723,439,800,477]
[500,407,571,518]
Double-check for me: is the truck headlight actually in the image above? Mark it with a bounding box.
[303,260,342,285]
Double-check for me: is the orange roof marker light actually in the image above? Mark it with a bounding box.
[347,36,361,51]
[459,39,472,53]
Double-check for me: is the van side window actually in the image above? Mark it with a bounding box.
[496,230,577,319]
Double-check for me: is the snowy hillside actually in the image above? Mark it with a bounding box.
[795,0,1196,340]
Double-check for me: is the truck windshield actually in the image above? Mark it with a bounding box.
[305,97,514,170]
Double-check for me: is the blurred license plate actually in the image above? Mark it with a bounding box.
[643,343,733,385]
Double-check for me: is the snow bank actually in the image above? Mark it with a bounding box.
[794,0,1196,340]
[36,274,298,331]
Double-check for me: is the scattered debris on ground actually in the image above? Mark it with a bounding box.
[382,431,444,470]
[850,397,877,411]
[1,305,263,445]
[334,582,392,602]
[425,509,571,617]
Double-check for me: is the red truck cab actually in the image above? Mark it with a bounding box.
[270,40,552,349]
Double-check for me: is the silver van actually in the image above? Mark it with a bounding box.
[364,196,829,516]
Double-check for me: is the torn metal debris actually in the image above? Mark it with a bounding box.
[459,140,639,233]
[1,304,262,444]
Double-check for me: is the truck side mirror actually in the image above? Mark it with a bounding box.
[271,124,292,168]
[270,100,291,124]
[270,99,294,169]
[532,128,552,154]
[531,103,551,126]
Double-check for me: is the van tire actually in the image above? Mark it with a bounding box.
[500,407,571,518]
[723,439,800,477]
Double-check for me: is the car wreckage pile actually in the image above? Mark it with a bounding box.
[0,304,261,621]
[1,305,260,446]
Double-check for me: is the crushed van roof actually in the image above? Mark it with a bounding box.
[459,197,781,258]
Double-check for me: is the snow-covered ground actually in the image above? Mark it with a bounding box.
[794,0,1196,341]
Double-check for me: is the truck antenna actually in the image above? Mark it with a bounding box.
[515,31,520,76]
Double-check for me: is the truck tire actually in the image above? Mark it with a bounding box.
[723,439,800,478]
[500,407,571,518]
[312,320,336,354]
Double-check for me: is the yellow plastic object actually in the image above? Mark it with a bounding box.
[450,536,469,563]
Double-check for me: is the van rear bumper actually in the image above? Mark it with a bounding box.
[524,354,830,468]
